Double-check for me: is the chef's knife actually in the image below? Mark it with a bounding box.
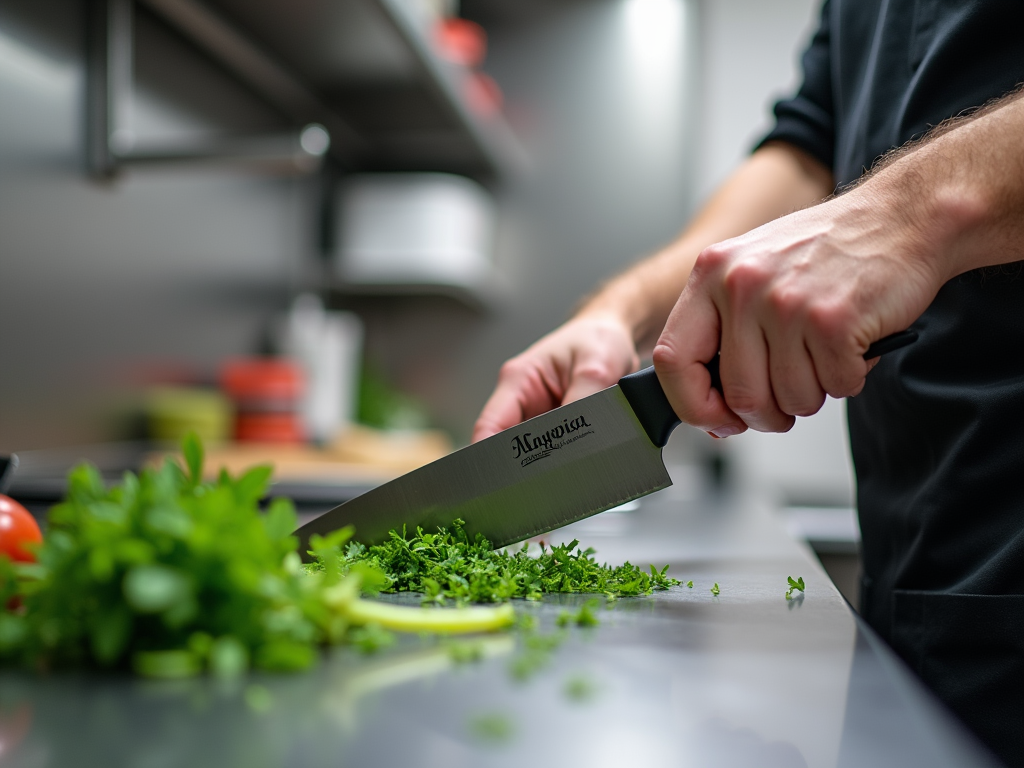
[295,329,917,557]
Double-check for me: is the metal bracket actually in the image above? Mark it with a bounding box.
[85,0,360,179]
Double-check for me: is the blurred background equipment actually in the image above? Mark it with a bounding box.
[275,294,364,444]
[144,387,233,444]
[1,0,855,590]
[335,173,496,294]
[221,358,306,444]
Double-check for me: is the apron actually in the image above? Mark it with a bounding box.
[761,1,1024,762]
[848,268,1024,764]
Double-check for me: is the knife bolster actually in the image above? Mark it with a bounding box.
[617,366,681,448]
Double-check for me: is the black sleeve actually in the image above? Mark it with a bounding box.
[754,0,835,171]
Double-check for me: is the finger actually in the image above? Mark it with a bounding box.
[653,291,746,437]
[806,318,872,399]
[471,360,560,442]
[766,332,826,417]
[560,354,637,406]
[718,313,795,433]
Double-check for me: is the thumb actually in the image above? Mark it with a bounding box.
[653,295,746,437]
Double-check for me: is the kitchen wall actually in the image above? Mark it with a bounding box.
[450,0,853,505]
[693,0,855,507]
[1,0,853,508]
[425,0,699,438]
[0,0,311,451]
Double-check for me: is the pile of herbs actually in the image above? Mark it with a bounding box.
[334,520,680,605]
[0,436,511,678]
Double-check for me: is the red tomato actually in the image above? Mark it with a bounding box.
[0,495,43,563]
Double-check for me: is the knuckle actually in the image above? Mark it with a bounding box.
[765,284,806,323]
[822,366,865,398]
[572,359,619,386]
[722,259,770,302]
[498,357,527,382]
[651,343,681,374]
[826,379,863,399]
[695,243,729,272]
[807,302,855,342]
[780,394,826,418]
[723,388,765,418]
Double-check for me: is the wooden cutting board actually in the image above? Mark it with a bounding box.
[150,425,453,483]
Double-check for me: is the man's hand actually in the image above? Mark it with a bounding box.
[653,88,1024,437]
[652,188,948,437]
[471,313,639,442]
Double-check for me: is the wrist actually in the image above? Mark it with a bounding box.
[575,273,653,347]
[858,153,990,285]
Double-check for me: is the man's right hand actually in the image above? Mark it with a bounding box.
[471,313,639,442]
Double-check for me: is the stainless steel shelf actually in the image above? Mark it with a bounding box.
[180,0,524,178]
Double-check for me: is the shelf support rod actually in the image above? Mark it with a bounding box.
[85,0,360,180]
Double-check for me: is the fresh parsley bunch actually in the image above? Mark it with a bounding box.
[0,436,343,675]
[0,436,512,678]
[337,520,680,604]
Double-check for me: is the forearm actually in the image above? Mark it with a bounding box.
[578,142,834,354]
[855,87,1024,282]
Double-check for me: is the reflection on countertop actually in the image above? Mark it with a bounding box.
[0,473,1000,768]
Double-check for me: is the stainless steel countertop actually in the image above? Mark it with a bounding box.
[0,466,1001,768]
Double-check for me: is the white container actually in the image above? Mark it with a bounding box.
[336,173,495,290]
[277,295,364,444]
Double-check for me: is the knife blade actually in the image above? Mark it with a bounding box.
[295,329,917,557]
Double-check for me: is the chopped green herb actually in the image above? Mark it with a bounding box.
[349,623,395,654]
[563,673,599,703]
[710,582,720,597]
[468,712,515,744]
[445,639,485,664]
[243,684,273,714]
[508,631,566,681]
[785,576,806,600]
[331,524,680,605]
[686,580,694,589]
[514,613,538,633]
[556,598,601,628]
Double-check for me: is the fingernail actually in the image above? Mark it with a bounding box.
[711,425,742,438]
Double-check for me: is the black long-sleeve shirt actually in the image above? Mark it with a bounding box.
[759,2,1024,763]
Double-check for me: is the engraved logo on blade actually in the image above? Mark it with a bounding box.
[510,415,595,468]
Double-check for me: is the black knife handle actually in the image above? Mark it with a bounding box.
[619,329,919,446]
[617,367,681,448]
[705,329,918,392]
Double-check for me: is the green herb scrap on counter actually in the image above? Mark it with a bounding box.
[327,521,680,605]
[0,434,512,678]
[556,598,601,629]
[785,576,806,600]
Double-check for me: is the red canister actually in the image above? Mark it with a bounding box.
[221,358,305,443]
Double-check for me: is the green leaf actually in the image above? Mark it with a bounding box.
[133,650,201,679]
[182,432,204,486]
[234,465,273,507]
[123,565,191,614]
[244,684,273,714]
[255,640,317,672]
[349,623,395,654]
[263,498,298,542]
[90,607,133,665]
[209,636,249,677]
[468,712,515,744]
